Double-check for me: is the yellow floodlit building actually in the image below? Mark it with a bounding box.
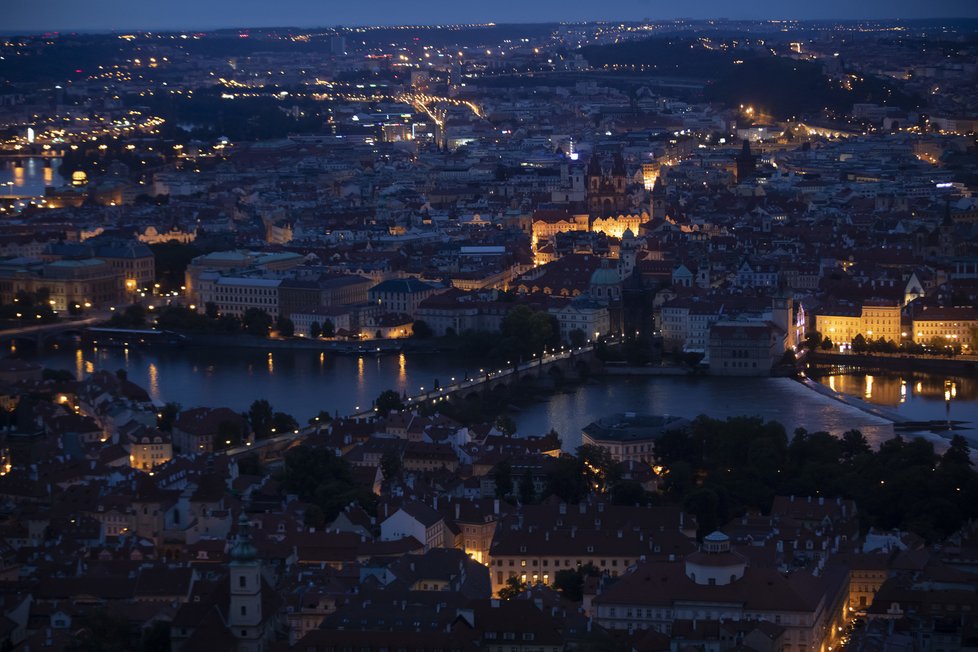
[912,307,978,350]
[591,212,647,240]
[815,301,902,346]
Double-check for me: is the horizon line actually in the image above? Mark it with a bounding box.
[4,16,978,37]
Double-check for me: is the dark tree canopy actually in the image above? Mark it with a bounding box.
[652,416,978,542]
[374,389,404,417]
[156,402,181,433]
[248,399,274,439]
[492,460,514,499]
[496,575,526,600]
[500,305,560,358]
[276,315,295,337]
[381,449,403,481]
[411,319,433,338]
[553,563,600,602]
[278,447,375,524]
[242,308,273,337]
[519,469,536,505]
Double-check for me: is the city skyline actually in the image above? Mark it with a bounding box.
[0,7,977,650]
[5,0,978,33]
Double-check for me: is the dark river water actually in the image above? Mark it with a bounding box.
[20,344,976,452]
[0,157,65,197]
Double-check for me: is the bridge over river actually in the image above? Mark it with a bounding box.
[0,316,102,347]
[220,344,599,462]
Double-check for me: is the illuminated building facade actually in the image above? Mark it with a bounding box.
[587,153,629,217]
[530,210,589,256]
[128,430,173,471]
[0,258,124,311]
[816,302,902,347]
[911,307,978,350]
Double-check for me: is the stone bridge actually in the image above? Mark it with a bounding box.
[395,344,599,410]
[0,318,98,348]
[221,344,601,462]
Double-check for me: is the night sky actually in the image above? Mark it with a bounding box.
[6,0,978,33]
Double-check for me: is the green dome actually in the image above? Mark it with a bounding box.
[230,513,258,563]
[590,261,620,286]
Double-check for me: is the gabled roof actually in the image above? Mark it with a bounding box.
[393,501,444,528]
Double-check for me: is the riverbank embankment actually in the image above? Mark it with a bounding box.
[810,351,978,375]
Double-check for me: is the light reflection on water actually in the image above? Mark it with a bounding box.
[147,363,160,402]
[813,371,977,437]
[0,157,65,197]
[25,346,974,452]
[816,372,977,414]
[31,345,462,421]
[514,375,898,451]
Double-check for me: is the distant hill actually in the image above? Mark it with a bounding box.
[579,37,920,120]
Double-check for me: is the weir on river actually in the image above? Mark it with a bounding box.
[22,343,976,457]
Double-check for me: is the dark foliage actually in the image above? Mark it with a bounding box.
[654,416,978,542]
[278,447,376,524]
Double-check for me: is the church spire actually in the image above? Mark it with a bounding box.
[586,154,603,178]
[612,152,626,176]
[740,138,752,159]
[735,139,756,183]
[651,177,666,197]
